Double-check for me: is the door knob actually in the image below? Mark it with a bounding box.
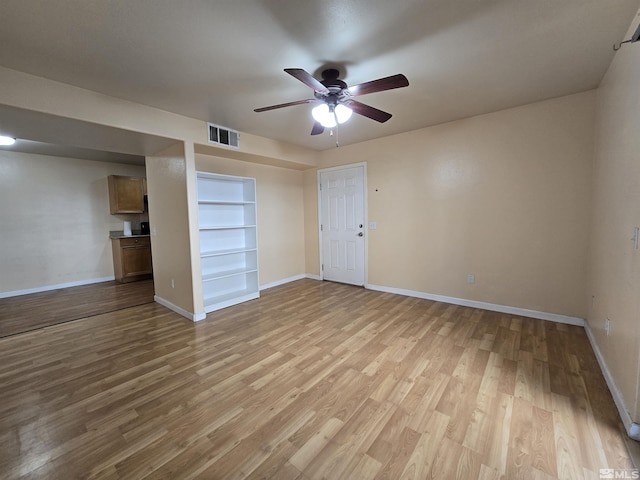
[357,232,364,237]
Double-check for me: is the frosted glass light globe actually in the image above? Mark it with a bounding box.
[312,104,336,128]
[334,104,352,124]
[312,103,353,128]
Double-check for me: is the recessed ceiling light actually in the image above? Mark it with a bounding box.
[0,135,16,146]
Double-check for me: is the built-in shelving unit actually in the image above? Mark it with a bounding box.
[196,172,259,313]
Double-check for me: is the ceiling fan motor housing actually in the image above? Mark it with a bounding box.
[320,69,345,86]
[316,69,348,105]
[315,91,343,105]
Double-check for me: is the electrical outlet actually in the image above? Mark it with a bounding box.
[605,318,611,336]
[171,278,175,289]
[467,274,475,284]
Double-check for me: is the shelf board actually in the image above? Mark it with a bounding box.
[199,224,257,230]
[202,268,258,281]
[198,200,256,205]
[201,248,257,258]
[203,289,260,313]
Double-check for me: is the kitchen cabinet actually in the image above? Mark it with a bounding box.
[111,236,153,283]
[108,175,145,214]
[196,172,259,312]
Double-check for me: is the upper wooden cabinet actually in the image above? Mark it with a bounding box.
[108,175,145,214]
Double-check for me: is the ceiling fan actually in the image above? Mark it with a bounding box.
[254,68,409,135]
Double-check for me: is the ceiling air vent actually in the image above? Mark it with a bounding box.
[208,123,240,149]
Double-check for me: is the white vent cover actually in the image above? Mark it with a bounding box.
[208,123,240,148]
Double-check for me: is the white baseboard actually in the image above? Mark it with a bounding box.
[584,322,640,441]
[365,283,585,327]
[153,274,318,323]
[0,276,116,299]
[154,295,206,322]
[260,274,307,291]
[259,273,321,291]
[264,278,584,327]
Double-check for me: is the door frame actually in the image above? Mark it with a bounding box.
[317,162,368,285]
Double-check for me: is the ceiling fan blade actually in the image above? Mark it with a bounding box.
[284,68,330,94]
[254,98,316,112]
[310,121,324,135]
[347,74,409,97]
[343,99,392,123]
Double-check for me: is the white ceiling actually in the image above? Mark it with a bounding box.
[0,0,639,153]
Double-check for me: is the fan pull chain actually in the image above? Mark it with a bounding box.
[333,111,340,147]
[329,127,340,147]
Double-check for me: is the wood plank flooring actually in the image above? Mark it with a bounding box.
[0,278,636,479]
[0,279,155,338]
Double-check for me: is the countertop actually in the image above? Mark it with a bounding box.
[109,230,151,239]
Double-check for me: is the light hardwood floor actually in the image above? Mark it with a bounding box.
[0,279,636,479]
[0,279,155,338]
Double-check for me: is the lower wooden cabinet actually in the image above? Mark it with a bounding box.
[111,236,153,283]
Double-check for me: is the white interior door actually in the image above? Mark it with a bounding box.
[319,165,365,286]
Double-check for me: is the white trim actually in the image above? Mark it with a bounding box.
[203,292,260,314]
[584,321,640,441]
[365,283,585,326]
[316,161,369,173]
[317,172,323,280]
[317,162,368,285]
[154,295,206,322]
[0,276,116,299]
[259,273,322,290]
[260,274,307,290]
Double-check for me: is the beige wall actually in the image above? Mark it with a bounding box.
[146,143,199,316]
[0,150,145,294]
[309,91,595,319]
[588,9,640,423]
[195,154,306,286]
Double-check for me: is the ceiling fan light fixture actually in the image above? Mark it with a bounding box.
[312,103,336,128]
[312,103,352,128]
